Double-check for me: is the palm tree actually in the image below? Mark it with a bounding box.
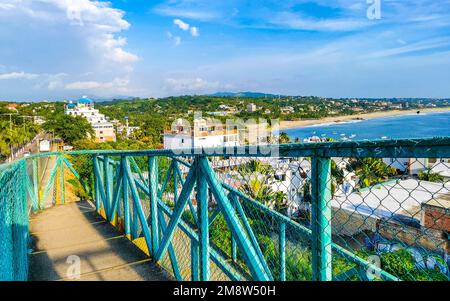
[279,132,291,144]
[238,159,273,176]
[350,158,397,188]
[238,160,289,210]
[241,176,274,205]
[271,191,288,213]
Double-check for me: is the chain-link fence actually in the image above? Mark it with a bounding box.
[0,160,29,281]
[1,139,449,281]
[209,155,449,281]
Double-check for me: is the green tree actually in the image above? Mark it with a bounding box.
[238,160,288,211]
[418,169,444,183]
[279,132,291,144]
[350,158,397,188]
[43,114,94,145]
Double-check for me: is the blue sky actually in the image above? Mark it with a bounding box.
[1,0,450,101]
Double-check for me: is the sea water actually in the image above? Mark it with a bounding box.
[283,111,450,141]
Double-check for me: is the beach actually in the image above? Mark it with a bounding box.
[279,107,450,130]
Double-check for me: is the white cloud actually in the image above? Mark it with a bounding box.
[366,37,450,59]
[0,0,139,99]
[165,77,221,92]
[174,36,182,46]
[46,73,68,90]
[154,6,219,21]
[167,31,182,46]
[65,81,101,90]
[269,12,370,32]
[108,47,139,63]
[172,19,199,38]
[190,26,199,37]
[0,0,137,78]
[0,3,15,11]
[174,18,190,31]
[0,72,39,80]
[65,77,130,91]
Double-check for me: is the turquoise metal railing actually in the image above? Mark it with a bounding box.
[0,137,449,281]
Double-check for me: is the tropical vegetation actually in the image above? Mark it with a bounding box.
[418,168,445,183]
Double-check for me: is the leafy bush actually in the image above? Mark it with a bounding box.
[380,248,416,278]
[418,169,444,183]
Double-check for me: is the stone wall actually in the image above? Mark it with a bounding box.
[377,219,449,254]
[332,207,377,236]
[422,204,450,233]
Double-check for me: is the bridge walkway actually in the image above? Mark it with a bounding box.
[29,201,172,281]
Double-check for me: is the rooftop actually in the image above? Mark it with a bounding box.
[333,179,450,220]
[78,97,93,104]
[424,193,450,209]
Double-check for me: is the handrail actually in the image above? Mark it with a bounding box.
[5,137,448,162]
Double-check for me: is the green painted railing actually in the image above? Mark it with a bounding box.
[0,137,449,281]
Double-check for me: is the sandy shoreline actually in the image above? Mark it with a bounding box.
[279,107,450,130]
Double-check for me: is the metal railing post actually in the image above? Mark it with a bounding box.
[93,156,101,211]
[149,156,159,257]
[121,156,131,238]
[197,156,210,281]
[230,192,238,262]
[279,221,286,281]
[191,239,199,281]
[173,160,179,204]
[311,156,333,281]
[59,156,65,205]
[32,158,39,210]
[103,155,111,220]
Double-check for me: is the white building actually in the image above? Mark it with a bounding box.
[281,106,295,114]
[65,97,116,143]
[263,158,312,216]
[240,122,271,146]
[247,103,257,113]
[430,159,450,179]
[163,118,239,149]
[33,116,45,125]
[383,158,428,176]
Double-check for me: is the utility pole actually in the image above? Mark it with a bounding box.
[125,116,129,139]
[1,113,17,130]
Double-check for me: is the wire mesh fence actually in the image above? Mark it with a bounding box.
[212,155,448,281]
[0,160,29,281]
[0,139,449,281]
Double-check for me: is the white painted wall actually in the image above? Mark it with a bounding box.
[164,134,193,149]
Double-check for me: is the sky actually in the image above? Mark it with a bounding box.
[0,0,450,101]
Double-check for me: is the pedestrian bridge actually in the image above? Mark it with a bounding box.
[1,138,449,281]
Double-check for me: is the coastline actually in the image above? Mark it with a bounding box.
[279,107,450,130]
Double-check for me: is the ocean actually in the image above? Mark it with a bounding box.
[283,111,450,142]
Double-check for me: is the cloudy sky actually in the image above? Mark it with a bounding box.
[1,0,450,101]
